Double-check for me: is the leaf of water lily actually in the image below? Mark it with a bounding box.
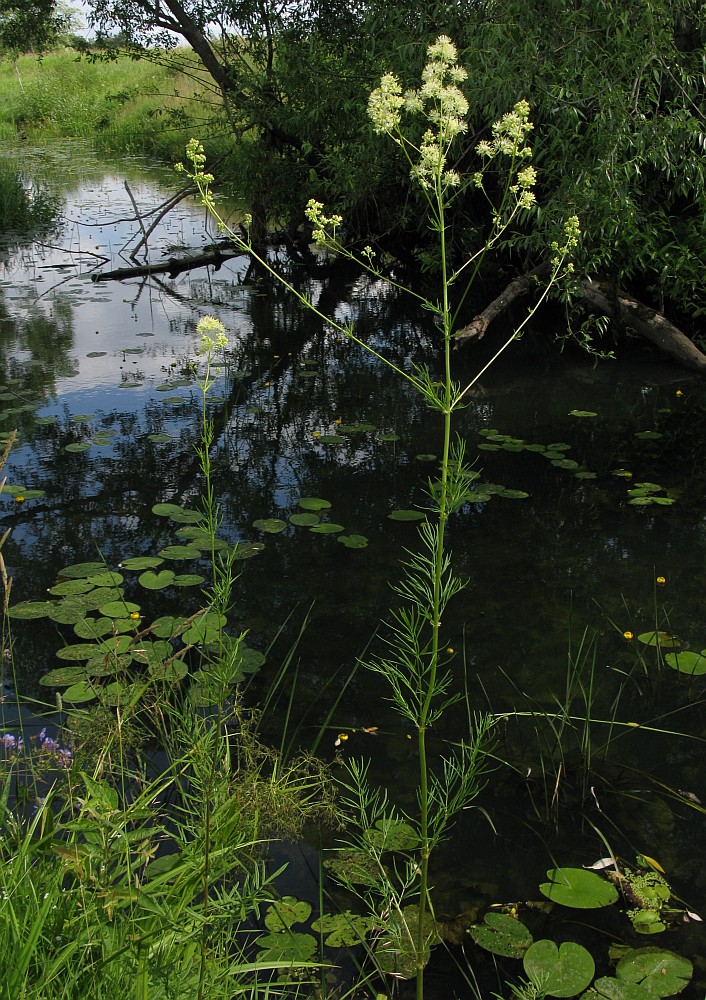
[616,947,692,997]
[469,912,533,959]
[378,433,400,442]
[253,518,287,533]
[88,571,124,587]
[56,643,101,662]
[139,569,176,590]
[121,556,164,571]
[150,615,189,639]
[552,459,580,470]
[338,534,368,549]
[255,932,317,963]
[637,631,680,648]
[63,681,99,704]
[230,541,265,559]
[132,640,172,665]
[664,651,706,675]
[388,509,425,521]
[299,497,332,511]
[540,867,618,908]
[290,512,320,526]
[569,410,598,417]
[71,414,95,423]
[48,579,96,597]
[182,611,227,644]
[575,471,598,479]
[149,658,188,682]
[147,433,174,443]
[173,574,206,587]
[40,666,88,687]
[309,523,345,534]
[98,600,141,619]
[64,442,91,453]
[634,431,663,440]
[152,503,202,524]
[264,896,313,932]
[496,488,530,499]
[158,545,201,560]
[337,423,377,433]
[57,562,106,579]
[74,617,133,640]
[524,939,595,997]
[311,911,375,948]
[416,454,437,462]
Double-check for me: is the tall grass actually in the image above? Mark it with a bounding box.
[0,48,227,162]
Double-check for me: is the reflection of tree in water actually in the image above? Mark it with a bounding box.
[0,292,78,421]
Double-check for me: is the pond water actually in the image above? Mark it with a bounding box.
[3,143,706,993]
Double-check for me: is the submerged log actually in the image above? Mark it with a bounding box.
[454,269,706,374]
[92,247,246,283]
[579,279,706,374]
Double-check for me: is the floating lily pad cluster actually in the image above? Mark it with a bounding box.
[626,482,676,506]
[469,863,694,997]
[478,428,595,480]
[9,538,265,705]
[637,630,706,675]
[254,896,374,972]
[253,497,369,549]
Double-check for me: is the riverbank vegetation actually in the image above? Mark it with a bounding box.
[3,0,704,371]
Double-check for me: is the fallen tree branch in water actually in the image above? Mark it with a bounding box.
[91,247,247,282]
[453,265,547,345]
[454,268,706,374]
[579,279,706,374]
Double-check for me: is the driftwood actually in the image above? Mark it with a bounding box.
[453,265,548,345]
[454,269,706,374]
[578,279,706,374]
[92,248,246,283]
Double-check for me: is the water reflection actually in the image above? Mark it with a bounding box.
[3,146,706,922]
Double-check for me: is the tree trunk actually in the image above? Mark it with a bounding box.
[454,270,706,374]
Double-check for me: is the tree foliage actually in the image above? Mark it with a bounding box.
[83,0,706,331]
[0,0,74,53]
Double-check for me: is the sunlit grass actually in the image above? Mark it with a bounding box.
[0,47,226,162]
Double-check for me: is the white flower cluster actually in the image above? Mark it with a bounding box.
[368,35,470,191]
[196,315,229,353]
[305,199,343,246]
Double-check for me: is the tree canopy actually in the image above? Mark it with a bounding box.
[0,0,74,53]
[84,0,706,362]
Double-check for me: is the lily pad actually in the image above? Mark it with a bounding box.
[364,819,419,851]
[64,442,91,453]
[152,503,202,524]
[157,545,200,561]
[150,615,189,639]
[230,541,265,560]
[585,977,657,999]
[616,947,692,997]
[634,431,663,440]
[58,562,106,579]
[255,932,317,963]
[298,497,332,511]
[337,534,368,549]
[139,569,176,590]
[253,518,286,533]
[48,579,95,597]
[120,556,164,571]
[40,666,89,687]
[173,574,206,587]
[98,600,141,619]
[182,611,227,645]
[147,433,174,443]
[264,897,312,932]
[469,912,533,959]
[8,601,54,619]
[388,509,425,521]
[524,940,594,997]
[318,435,345,444]
[569,410,598,417]
[637,631,680,649]
[62,680,99,704]
[311,911,375,947]
[290,512,320,527]
[309,523,345,534]
[56,643,101,662]
[664,650,706,676]
[378,433,400,442]
[539,868,619,908]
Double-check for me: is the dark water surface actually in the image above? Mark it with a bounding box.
[3,144,706,992]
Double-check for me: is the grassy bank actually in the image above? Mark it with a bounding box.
[0,48,227,163]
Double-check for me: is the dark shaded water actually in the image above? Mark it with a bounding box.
[3,144,706,993]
